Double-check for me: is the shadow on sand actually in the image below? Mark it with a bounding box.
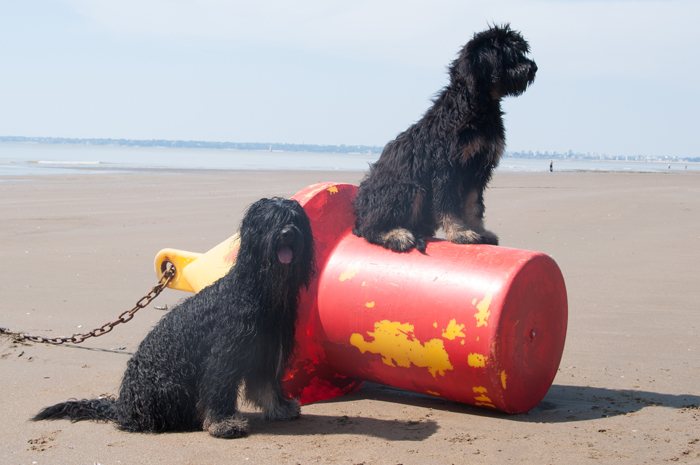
[246,412,439,441]
[323,382,700,424]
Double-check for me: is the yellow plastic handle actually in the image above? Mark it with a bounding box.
[153,233,240,294]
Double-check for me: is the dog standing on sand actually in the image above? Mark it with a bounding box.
[353,24,537,252]
[33,197,315,439]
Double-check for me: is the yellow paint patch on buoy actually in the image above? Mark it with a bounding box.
[433,322,438,328]
[467,353,487,368]
[349,320,454,378]
[472,298,477,305]
[327,186,338,194]
[427,390,441,397]
[473,386,496,408]
[442,319,466,340]
[501,370,507,389]
[339,267,359,282]
[365,301,375,308]
[362,281,366,286]
[460,340,465,345]
[474,293,493,327]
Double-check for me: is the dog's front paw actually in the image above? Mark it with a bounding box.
[204,415,249,439]
[263,399,300,422]
[448,229,499,246]
[380,228,418,252]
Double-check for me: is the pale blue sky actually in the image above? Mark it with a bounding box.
[1,0,698,157]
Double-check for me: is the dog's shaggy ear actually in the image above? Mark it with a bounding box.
[450,24,507,89]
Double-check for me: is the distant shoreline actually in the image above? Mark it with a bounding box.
[0,136,384,155]
[2,142,699,176]
[546,158,700,166]
[3,136,698,165]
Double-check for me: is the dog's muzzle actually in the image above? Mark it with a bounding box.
[277,226,295,264]
[528,61,538,82]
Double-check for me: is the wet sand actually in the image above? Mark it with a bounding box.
[1,170,699,464]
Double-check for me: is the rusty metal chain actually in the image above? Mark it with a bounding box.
[0,264,176,345]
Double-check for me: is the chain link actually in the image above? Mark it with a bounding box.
[0,264,176,345]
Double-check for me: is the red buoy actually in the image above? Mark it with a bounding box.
[282,183,567,413]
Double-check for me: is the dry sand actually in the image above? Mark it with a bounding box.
[1,169,699,464]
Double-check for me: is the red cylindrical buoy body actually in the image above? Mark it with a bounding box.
[317,234,567,413]
[279,183,568,413]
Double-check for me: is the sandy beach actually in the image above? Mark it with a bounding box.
[1,169,699,464]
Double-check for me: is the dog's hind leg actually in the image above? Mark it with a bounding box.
[442,189,498,245]
[355,181,429,253]
[379,228,426,253]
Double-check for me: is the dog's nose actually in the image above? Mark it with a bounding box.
[281,228,294,241]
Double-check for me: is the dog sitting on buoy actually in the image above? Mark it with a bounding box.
[33,197,315,438]
[353,24,537,252]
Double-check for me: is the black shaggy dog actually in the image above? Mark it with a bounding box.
[33,197,315,439]
[353,24,537,252]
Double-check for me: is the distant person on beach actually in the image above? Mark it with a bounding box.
[549,160,553,172]
[668,164,671,169]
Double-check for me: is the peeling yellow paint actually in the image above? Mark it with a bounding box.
[472,298,477,305]
[473,386,495,408]
[339,267,359,282]
[327,186,338,194]
[388,283,399,287]
[361,281,366,286]
[350,320,454,378]
[501,370,507,389]
[467,353,488,368]
[365,301,375,308]
[442,319,466,340]
[460,340,465,345]
[474,293,493,327]
[427,390,441,397]
[433,322,438,328]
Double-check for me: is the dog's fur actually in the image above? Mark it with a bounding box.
[32,197,315,438]
[353,24,537,252]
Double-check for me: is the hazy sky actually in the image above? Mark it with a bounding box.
[1,1,698,157]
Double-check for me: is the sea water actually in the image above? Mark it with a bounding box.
[0,143,377,176]
[0,143,697,177]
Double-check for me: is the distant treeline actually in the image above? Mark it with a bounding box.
[0,136,384,155]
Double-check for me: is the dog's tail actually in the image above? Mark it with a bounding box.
[32,396,118,423]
